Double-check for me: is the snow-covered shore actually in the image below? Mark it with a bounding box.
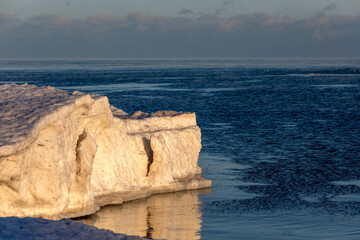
[0,83,211,220]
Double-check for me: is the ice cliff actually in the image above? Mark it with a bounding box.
[0,83,211,219]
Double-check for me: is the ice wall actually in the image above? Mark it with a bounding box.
[0,84,211,219]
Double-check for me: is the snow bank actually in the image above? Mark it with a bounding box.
[0,83,211,219]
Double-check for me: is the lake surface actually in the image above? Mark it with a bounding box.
[1,59,359,239]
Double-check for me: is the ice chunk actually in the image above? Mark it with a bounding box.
[0,83,211,219]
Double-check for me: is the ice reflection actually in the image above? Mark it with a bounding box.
[76,189,211,240]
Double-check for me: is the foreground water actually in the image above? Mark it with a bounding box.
[0,59,359,239]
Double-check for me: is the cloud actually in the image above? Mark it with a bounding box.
[323,3,337,12]
[223,0,234,6]
[0,13,20,34]
[126,12,152,22]
[0,13,16,26]
[215,8,226,15]
[178,9,194,15]
[0,12,359,58]
[66,1,70,7]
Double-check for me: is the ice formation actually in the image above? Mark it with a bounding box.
[0,83,211,219]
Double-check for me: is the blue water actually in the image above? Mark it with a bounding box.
[1,59,360,239]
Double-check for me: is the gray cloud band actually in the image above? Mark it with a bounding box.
[0,12,359,58]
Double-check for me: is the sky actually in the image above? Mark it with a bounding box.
[0,0,360,58]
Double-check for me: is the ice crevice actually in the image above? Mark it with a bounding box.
[0,83,211,219]
[142,137,153,177]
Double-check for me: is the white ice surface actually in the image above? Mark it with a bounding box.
[0,84,87,156]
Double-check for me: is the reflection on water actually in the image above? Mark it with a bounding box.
[76,189,211,240]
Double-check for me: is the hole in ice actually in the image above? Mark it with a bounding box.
[75,130,87,175]
[142,137,154,177]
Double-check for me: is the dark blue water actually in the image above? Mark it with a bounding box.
[1,59,360,239]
